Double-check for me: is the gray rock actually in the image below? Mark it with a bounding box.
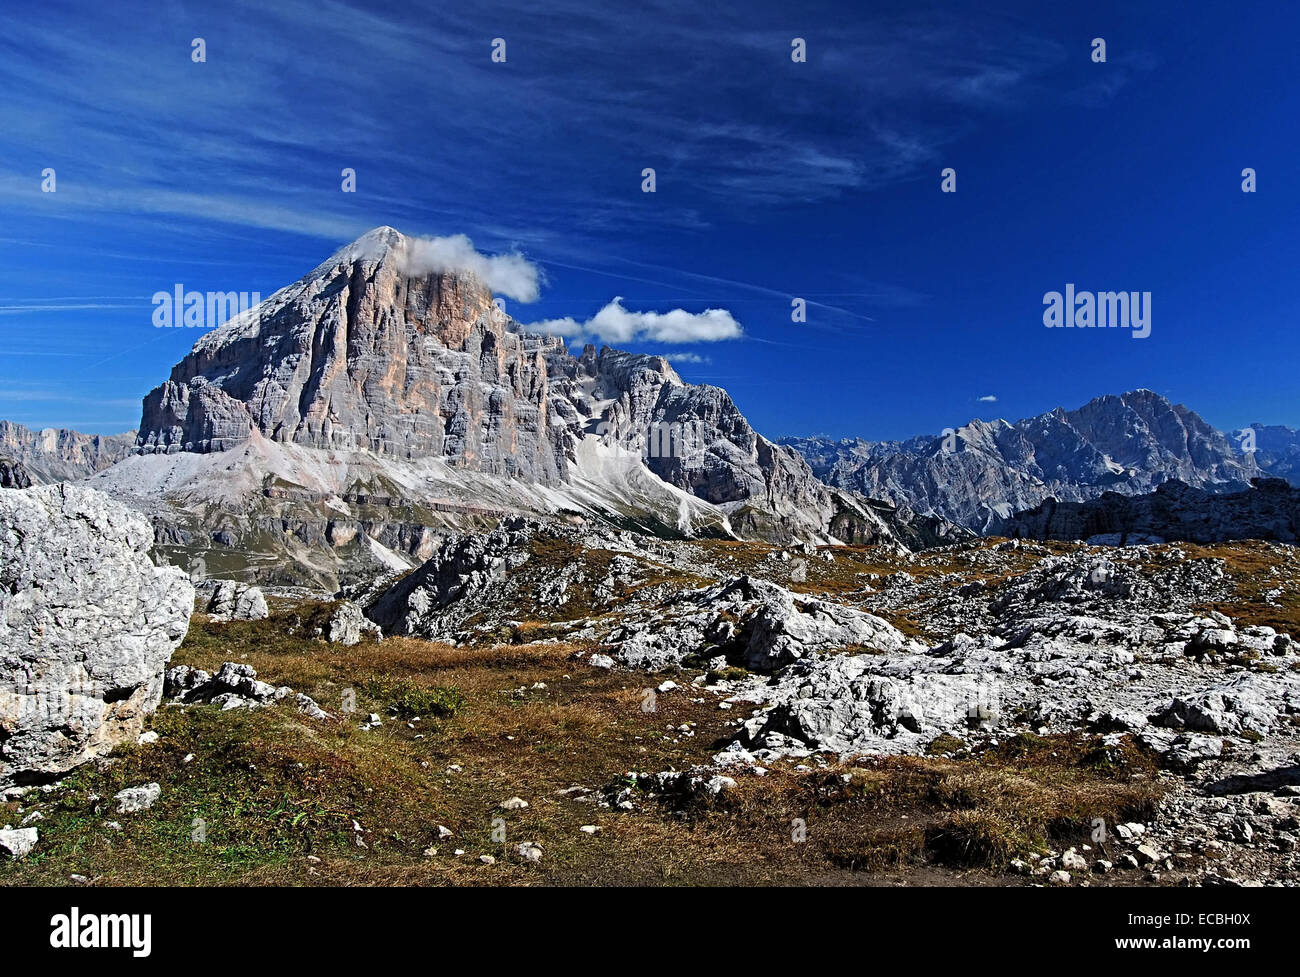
[326,601,382,646]
[0,484,193,788]
[1153,679,1278,735]
[0,826,38,858]
[163,662,330,719]
[743,654,1001,754]
[205,580,268,621]
[1061,848,1088,872]
[367,520,534,638]
[0,458,33,489]
[1135,844,1161,865]
[610,574,920,671]
[114,782,161,814]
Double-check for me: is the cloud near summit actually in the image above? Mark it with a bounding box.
[525,297,743,345]
[378,234,740,345]
[399,234,542,303]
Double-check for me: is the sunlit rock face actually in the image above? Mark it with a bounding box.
[137,227,568,481]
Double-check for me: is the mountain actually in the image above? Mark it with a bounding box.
[781,390,1262,531]
[1236,424,1300,486]
[0,419,135,483]
[88,227,954,589]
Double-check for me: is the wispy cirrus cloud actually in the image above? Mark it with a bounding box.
[0,0,1113,245]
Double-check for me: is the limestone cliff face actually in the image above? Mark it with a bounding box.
[138,227,568,481]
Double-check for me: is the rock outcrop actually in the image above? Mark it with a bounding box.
[0,826,38,859]
[366,518,536,638]
[0,459,32,489]
[738,548,1299,758]
[608,575,924,671]
[0,484,193,787]
[326,601,383,646]
[164,662,331,719]
[204,581,269,621]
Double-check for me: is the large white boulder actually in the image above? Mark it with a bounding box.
[0,484,194,787]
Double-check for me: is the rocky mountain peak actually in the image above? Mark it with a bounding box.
[137,227,553,470]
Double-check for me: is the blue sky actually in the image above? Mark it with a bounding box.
[1,0,1297,440]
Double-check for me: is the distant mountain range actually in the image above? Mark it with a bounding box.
[781,391,1298,530]
[1239,424,1300,485]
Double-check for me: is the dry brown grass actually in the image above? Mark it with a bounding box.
[3,570,1168,887]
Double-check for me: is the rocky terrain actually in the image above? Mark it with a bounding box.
[4,508,1296,886]
[783,390,1266,531]
[346,521,1300,885]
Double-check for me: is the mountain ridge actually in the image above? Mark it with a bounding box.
[0,419,136,484]
[780,389,1268,530]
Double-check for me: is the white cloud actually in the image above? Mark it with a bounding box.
[977,394,998,403]
[398,233,542,303]
[526,315,586,338]
[661,352,710,364]
[527,297,741,344]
